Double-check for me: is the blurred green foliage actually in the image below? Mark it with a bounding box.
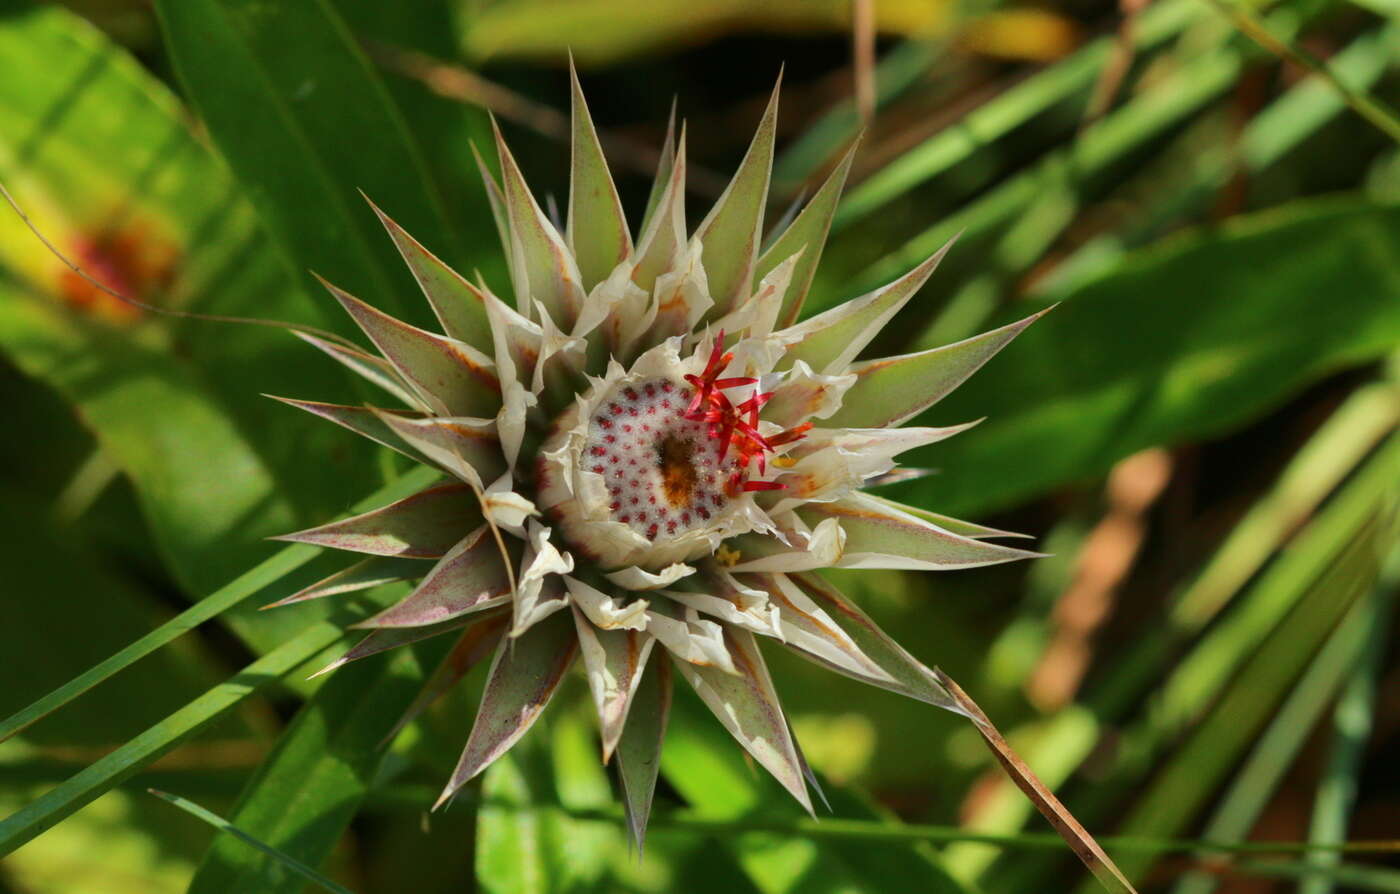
[0,0,1398,891]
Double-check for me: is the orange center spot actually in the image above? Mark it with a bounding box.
[657,435,698,508]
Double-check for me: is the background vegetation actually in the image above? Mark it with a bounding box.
[0,0,1398,891]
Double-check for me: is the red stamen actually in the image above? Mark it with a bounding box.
[767,422,812,447]
[742,480,786,492]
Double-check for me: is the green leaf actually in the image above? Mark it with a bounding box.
[799,491,1039,570]
[1085,517,1388,889]
[153,789,354,894]
[662,686,971,893]
[475,709,616,894]
[0,615,352,856]
[0,465,438,746]
[830,0,1200,229]
[368,197,495,353]
[490,117,587,327]
[152,0,459,328]
[673,629,812,813]
[616,653,671,849]
[570,606,656,761]
[907,200,1400,517]
[186,646,429,894]
[0,5,384,638]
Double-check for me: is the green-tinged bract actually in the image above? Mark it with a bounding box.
[272,69,1044,846]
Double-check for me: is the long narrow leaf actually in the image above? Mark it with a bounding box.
[150,790,354,894]
[0,465,440,746]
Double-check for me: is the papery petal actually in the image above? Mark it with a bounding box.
[768,422,980,513]
[672,626,813,813]
[436,610,578,807]
[529,300,590,410]
[743,572,893,684]
[646,598,736,673]
[511,520,573,635]
[263,556,426,609]
[476,284,544,466]
[823,309,1048,429]
[483,475,541,537]
[564,576,649,630]
[760,361,855,428]
[570,605,655,760]
[711,249,801,342]
[662,567,784,638]
[356,527,512,628]
[580,260,653,368]
[477,279,544,386]
[645,241,712,342]
[604,563,695,591]
[271,483,481,558]
[728,515,845,573]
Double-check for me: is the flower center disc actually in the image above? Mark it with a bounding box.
[585,378,740,542]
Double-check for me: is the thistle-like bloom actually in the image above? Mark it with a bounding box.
[271,74,1043,844]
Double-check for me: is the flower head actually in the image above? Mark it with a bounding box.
[271,71,1044,844]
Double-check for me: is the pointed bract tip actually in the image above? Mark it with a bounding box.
[307,656,346,680]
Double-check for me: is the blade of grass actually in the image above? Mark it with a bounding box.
[772,39,945,191]
[994,432,1400,890]
[0,610,365,855]
[1200,0,1400,145]
[1072,517,1392,889]
[1227,859,1400,892]
[1170,575,1396,894]
[843,28,1245,315]
[152,0,462,326]
[1036,23,1400,305]
[1299,544,1400,894]
[0,464,440,745]
[188,644,433,893]
[149,789,355,894]
[932,669,1138,893]
[356,785,1400,856]
[945,383,1398,878]
[832,0,1201,228]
